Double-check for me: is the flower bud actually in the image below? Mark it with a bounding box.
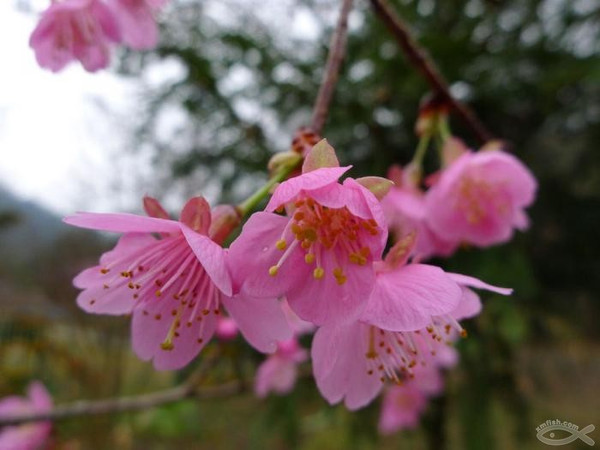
[209,204,241,244]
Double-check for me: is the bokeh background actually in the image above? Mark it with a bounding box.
[1,0,599,448]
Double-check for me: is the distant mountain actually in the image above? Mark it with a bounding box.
[0,184,68,263]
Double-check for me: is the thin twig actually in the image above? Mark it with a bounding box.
[311,0,354,135]
[369,0,493,144]
[0,379,242,426]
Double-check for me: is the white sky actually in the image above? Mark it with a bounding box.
[0,0,135,215]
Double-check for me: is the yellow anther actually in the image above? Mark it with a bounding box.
[304,228,317,242]
[100,268,109,274]
[155,290,162,297]
[276,239,287,250]
[460,329,468,338]
[160,341,174,351]
[304,253,315,264]
[269,266,279,276]
[335,275,347,285]
[313,267,325,279]
[301,240,311,249]
[291,223,302,235]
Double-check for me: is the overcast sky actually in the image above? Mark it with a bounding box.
[0,0,136,215]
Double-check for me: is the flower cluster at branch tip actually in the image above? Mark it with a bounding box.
[0,382,53,450]
[63,136,531,432]
[30,0,169,72]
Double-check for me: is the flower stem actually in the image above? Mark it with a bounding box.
[410,132,432,171]
[438,115,452,142]
[237,154,302,217]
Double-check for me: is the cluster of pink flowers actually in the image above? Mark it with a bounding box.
[383,138,537,260]
[29,0,168,72]
[62,136,535,434]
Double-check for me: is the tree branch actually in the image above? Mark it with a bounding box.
[0,377,242,426]
[369,0,493,144]
[310,0,354,135]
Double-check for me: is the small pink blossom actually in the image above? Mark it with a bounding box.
[254,338,308,397]
[378,380,430,433]
[215,316,238,341]
[425,150,537,247]
[106,0,167,50]
[0,382,52,450]
[311,239,511,409]
[65,197,291,370]
[30,0,121,72]
[229,144,388,326]
[378,357,450,434]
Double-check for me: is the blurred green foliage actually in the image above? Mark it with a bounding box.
[2,0,599,448]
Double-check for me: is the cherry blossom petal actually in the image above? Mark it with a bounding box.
[362,264,462,331]
[266,166,351,211]
[180,225,232,296]
[312,323,382,410]
[222,294,292,353]
[228,212,308,296]
[64,212,180,234]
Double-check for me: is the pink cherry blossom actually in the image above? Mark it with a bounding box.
[106,0,167,50]
[254,338,308,397]
[64,197,291,370]
[30,0,121,72]
[311,241,511,410]
[0,382,52,450]
[425,150,537,247]
[229,165,388,326]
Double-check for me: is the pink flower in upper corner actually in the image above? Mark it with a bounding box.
[30,0,121,72]
[64,196,291,370]
[106,0,168,50]
[0,382,52,450]
[254,337,308,397]
[425,149,537,247]
[229,140,388,326]
[382,164,458,260]
[311,236,512,410]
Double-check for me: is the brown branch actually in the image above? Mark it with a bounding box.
[369,0,493,144]
[310,0,354,135]
[0,378,242,427]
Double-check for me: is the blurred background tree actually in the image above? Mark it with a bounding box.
[1,0,599,448]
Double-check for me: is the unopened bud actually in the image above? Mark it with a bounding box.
[291,127,321,155]
[209,204,241,244]
[267,151,302,176]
